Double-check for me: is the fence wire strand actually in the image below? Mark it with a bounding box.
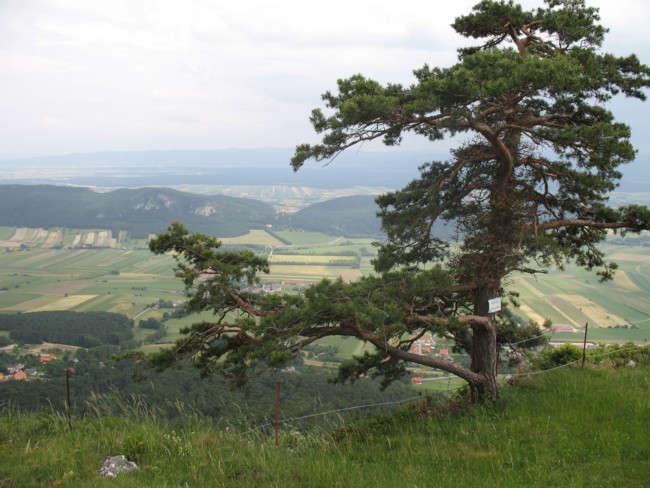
[239,342,647,439]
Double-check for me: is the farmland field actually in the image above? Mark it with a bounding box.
[270,255,357,265]
[510,243,650,343]
[218,229,285,247]
[0,228,377,347]
[1,227,649,346]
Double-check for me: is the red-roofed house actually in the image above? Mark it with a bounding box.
[550,324,576,332]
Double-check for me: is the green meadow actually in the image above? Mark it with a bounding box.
[1,363,648,487]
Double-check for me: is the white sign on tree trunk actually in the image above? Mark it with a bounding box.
[488,297,502,313]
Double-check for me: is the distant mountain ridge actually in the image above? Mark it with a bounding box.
[0,184,391,239]
[0,185,275,238]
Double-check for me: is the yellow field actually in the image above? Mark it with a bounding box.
[605,251,650,263]
[29,295,97,312]
[270,264,337,277]
[107,302,136,315]
[612,270,641,291]
[45,230,61,245]
[269,265,362,281]
[10,228,29,241]
[519,304,547,326]
[2,294,96,312]
[219,230,284,246]
[2,296,55,312]
[339,268,363,281]
[558,294,626,327]
[0,241,21,248]
[119,272,159,278]
[97,231,110,246]
[270,255,357,264]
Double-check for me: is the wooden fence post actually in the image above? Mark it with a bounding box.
[582,323,589,368]
[275,382,281,447]
[65,368,73,430]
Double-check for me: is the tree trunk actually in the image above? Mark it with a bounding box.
[468,320,499,401]
[467,286,499,401]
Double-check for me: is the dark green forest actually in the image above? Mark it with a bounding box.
[0,349,419,431]
[0,311,134,348]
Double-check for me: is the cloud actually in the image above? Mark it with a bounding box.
[0,0,648,157]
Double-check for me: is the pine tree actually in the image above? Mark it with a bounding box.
[150,1,650,400]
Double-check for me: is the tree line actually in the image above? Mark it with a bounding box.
[0,311,134,348]
[0,348,418,432]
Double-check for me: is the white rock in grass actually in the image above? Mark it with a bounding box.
[99,455,140,478]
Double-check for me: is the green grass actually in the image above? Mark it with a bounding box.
[0,365,648,487]
[0,227,16,240]
[317,335,370,359]
[551,327,650,342]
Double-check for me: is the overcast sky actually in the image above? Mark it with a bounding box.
[2,0,649,159]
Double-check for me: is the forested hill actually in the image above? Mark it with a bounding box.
[284,195,383,237]
[0,185,460,239]
[0,185,275,238]
[284,195,457,240]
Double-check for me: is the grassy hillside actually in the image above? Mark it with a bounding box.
[1,364,648,487]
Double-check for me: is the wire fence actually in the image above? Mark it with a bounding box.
[506,342,645,377]
[239,394,432,438]
[239,340,648,441]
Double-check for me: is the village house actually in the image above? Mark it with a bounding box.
[13,370,27,381]
[7,364,24,375]
[549,324,576,332]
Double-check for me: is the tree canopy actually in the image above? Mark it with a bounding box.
[149,0,650,401]
[1,311,134,348]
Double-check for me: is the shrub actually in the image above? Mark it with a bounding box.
[535,344,582,370]
[588,342,650,367]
